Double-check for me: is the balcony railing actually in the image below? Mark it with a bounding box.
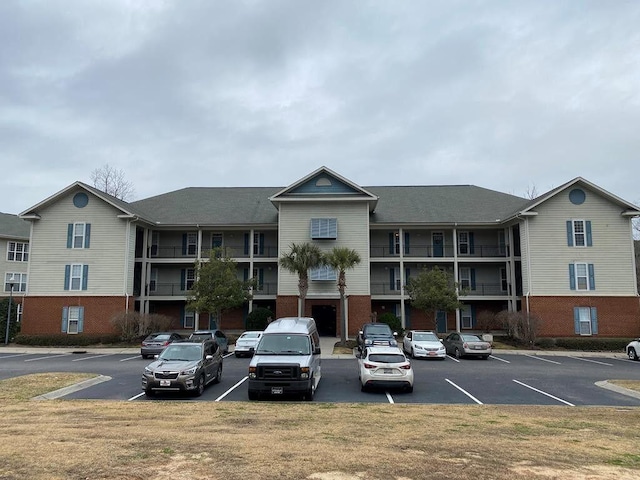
[370,244,509,258]
[371,282,511,296]
[253,282,277,295]
[146,245,278,259]
[145,282,277,297]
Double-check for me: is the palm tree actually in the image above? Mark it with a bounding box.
[279,242,325,317]
[325,247,362,346]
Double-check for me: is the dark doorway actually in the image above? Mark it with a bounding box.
[312,305,337,337]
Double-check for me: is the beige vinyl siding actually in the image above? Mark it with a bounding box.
[27,190,131,295]
[278,202,370,296]
[526,187,636,295]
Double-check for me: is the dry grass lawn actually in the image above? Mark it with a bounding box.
[1,373,639,480]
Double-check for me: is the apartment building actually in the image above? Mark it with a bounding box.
[13,166,640,338]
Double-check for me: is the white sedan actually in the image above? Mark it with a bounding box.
[358,346,414,393]
[402,330,446,360]
[234,331,263,357]
[626,338,640,361]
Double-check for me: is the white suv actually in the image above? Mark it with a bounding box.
[358,345,414,393]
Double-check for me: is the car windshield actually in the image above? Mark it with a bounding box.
[159,345,202,362]
[413,333,439,342]
[365,325,392,335]
[151,334,171,341]
[461,334,483,342]
[368,354,406,364]
[255,334,311,355]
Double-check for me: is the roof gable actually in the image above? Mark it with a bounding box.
[269,166,379,211]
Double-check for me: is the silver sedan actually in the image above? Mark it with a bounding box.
[442,332,492,360]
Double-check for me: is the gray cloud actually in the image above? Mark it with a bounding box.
[2,0,640,214]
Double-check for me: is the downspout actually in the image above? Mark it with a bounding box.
[525,216,532,315]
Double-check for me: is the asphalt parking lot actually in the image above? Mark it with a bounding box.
[1,347,639,406]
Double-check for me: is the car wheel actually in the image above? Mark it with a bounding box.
[628,348,639,361]
[144,389,154,398]
[248,390,259,401]
[234,352,241,358]
[482,355,489,360]
[410,347,416,359]
[455,347,463,359]
[406,385,414,393]
[194,375,205,397]
[304,382,315,401]
[213,364,222,384]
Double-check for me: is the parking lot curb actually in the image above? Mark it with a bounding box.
[595,380,640,401]
[32,375,112,400]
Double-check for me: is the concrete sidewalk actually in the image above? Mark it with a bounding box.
[0,337,630,360]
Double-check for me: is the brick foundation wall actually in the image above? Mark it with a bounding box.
[529,296,640,337]
[276,296,300,318]
[346,295,372,337]
[21,296,132,335]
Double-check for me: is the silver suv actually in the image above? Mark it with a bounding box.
[141,340,223,397]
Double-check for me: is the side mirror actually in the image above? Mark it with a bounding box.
[314,347,321,355]
[205,355,213,360]
[249,347,255,353]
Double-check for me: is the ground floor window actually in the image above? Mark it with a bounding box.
[62,306,84,334]
[184,310,195,329]
[461,305,473,329]
[574,306,597,336]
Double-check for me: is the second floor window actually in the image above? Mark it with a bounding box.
[7,242,29,262]
[310,266,337,281]
[183,268,195,290]
[64,264,88,291]
[67,223,91,249]
[567,220,592,247]
[5,273,27,292]
[569,262,595,291]
[310,218,337,239]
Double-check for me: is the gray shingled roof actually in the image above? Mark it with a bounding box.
[128,185,529,226]
[0,212,30,239]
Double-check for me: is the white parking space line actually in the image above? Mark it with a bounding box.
[223,352,234,359]
[0,353,31,359]
[572,357,612,367]
[446,355,460,363]
[24,354,72,362]
[215,376,248,401]
[445,378,483,404]
[71,354,113,362]
[614,358,638,364]
[128,392,146,401]
[489,355,510,363]
[385,392,395,404]
[120,355,142,362]
[523,354,561,365]
[512,379,575,406]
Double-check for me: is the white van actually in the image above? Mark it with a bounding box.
[247,317,321,401]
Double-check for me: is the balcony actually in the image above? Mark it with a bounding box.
[145,245,278,259]
[371,282,512,297]
[370,244,508,258]
[148,283,191,296]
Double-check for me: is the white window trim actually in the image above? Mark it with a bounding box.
[70,264,84,291]
[391,267,401,291]
[310,218,338,239]
[572,219,587,247]
[186,233,197,255]
[5,273,27,293]
[461,305,472,329]
[574,262,590,291]
[7,242,29,262]
[458,231,469,255]
[310,265,337,281]
[185,268,196,290]
[459,267,471,289]
[576,307,592,336]
[67,306,81,334]
[73,223,87,249]
[184,311,195,329]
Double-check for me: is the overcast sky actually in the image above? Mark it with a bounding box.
[1,1,639,214]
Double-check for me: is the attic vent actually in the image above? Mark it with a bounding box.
[315,177,332,187]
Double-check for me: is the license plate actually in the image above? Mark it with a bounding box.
[160,380,171,386]
[271,387,283,395]
[383,368,392,374]
[429,352,436,356]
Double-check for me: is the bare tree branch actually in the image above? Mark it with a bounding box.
[90,164,135,201]
[524,184,539,200]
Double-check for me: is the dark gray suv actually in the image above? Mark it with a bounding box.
[141,339,223,397]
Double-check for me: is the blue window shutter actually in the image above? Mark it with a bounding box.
[243,268,248,281]
[471,305,477,328]
[181,234,187,255]
[259,233,265,255]
[404,232,410,254]
[84,223,91,248]
[573,307,580,334]
[588,264,595,290]
[82,265,89,290]
[389,233,394,254]
[469,232,475,254]
[405,268,410,283]
[586,221,592,247]
[180,305,185,328]
[566,221,574,246]
[590,307,598,335]
[389,269,395,290]
[180,269,186,290]
[244,233,249,255]
[67,224,73,248]
[64,265,71,290]
[78,307,84,333]
[61,307,69,333]
[259,269,264,287]
[569,264,576,290]
[470,269,476,290]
